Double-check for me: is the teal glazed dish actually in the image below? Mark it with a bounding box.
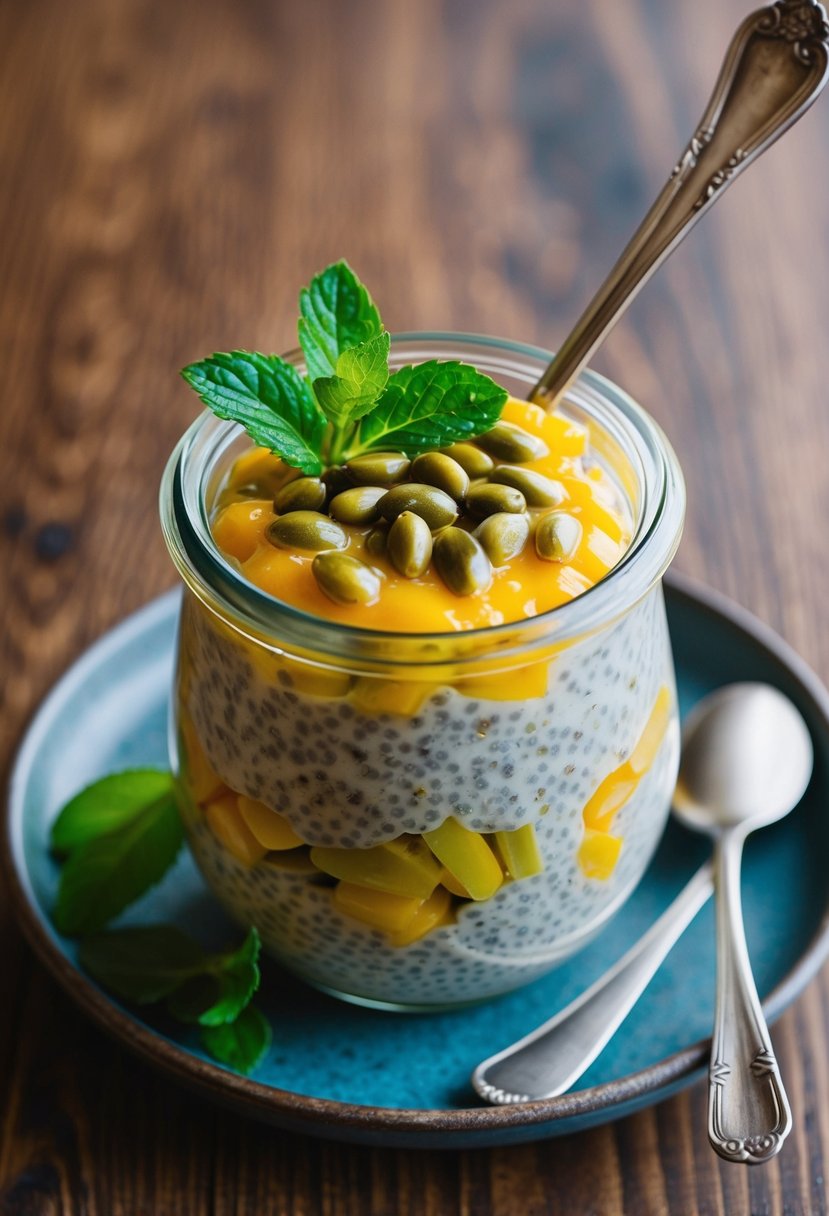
[5,572,829,1149]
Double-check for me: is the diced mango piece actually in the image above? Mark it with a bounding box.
[629,685,672,775]
[238,796,304,850]
[310,837,442,899]
[388,886,453,946]
[580,686,673,838]
[439,868,471,898]
[350,678,437,716]
[262,847,318,874]
[212,499,273,562]
[583,774,638,833]
[578,829,623,880]
[179,714,226,804]
[422,818,503,901]
[287,663,353,699]
[205,793,267,867]
[333,882,423,932]
[494,823,544,880]
[456,661,549,702]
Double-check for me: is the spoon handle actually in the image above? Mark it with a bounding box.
[471,862,714,1105]
[708,831,792,1163]
[531,0,829,408]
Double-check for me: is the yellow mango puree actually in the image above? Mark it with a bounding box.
[211,398,631,632]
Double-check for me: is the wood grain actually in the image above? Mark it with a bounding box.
[2,0,829,1211]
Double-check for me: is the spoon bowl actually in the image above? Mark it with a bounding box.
[673,683,814,835]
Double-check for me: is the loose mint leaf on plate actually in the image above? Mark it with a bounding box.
[166,928,261,1026]
[51,770,174,855]
[345,360,508,458]
[53,790,183,936]
[78,923,261,1027]
[181,352,326,474]
[298,261,383,381]
[79,926,208,1003]
[201,1004,272,1075]
[313,331,390,426]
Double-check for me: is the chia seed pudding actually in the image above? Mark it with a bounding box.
[161,333,685,1009]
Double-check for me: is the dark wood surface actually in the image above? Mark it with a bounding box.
[2,0,829,1211]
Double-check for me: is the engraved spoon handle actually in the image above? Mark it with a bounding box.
[708,830,792,1163]
[471,862,714,1105]
[531,0,829,408]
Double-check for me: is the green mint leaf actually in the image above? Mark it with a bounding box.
[181,352,325,474]
[201,1004,272,1074]
[78,924,261,1027]
[345,361,508,458]
[200,927,261,1026]
[51,770,174,855]
[53,793,183,936]
[313,331,390,426]
[79,926,208,1003]
[166,928,261,1026]
[298,261,383,381]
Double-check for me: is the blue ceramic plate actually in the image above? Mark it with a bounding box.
[5,572,829,1148]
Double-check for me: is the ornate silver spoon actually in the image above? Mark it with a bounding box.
[530,0,829,409]
[673,684,812,1163]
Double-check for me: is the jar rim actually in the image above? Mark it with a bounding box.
[160,332,685,672]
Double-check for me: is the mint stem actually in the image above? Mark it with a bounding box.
[326,420,358,466]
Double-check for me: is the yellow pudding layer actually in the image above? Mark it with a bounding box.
[211,398,631,632]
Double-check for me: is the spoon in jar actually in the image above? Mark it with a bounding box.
[526,0,829,410]
[472,683,813,1167]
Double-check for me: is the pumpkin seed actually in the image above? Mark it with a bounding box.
[535,512,583,561]
[364,524,389,557]
[465,482,527,520]
[312,553,382,605]
[346,452,411,485]
[329,486,386,525]
[410,452,470,500]
[440,442,495,477]
[379,483,459,530]
[433,527,493,595]
[273,476,327,514]
[489,465,565,507]
[321,465,353,499]
[474,512,530,565]
[266,511,348,552]
[387,511,433,578]
[474,421,549,462]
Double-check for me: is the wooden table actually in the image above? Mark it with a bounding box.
[2,0,829,1210]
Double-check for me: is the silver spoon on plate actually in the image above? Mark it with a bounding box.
[472,684,813,1165]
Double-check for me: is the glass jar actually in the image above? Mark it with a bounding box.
[160,334,685,1010]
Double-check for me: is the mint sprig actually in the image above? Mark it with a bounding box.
[181,261,509,471]
[50,771,270,1075]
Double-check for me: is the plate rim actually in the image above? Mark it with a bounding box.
[4,570,829,1140]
